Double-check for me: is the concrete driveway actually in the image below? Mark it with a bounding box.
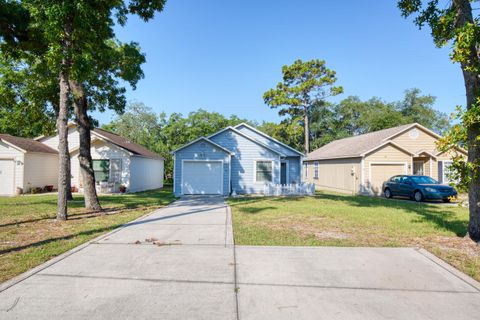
[1,196,479,319]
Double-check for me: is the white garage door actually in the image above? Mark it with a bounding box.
[0,160,15,196]
[182,161,223,195]
[370,163,406,195]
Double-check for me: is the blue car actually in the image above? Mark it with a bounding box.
[382,175,457,202]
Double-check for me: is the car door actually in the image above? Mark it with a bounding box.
[388,176,401,194]
[398,176,414,196]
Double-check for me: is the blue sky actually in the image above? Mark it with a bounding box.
[93,0,465,125]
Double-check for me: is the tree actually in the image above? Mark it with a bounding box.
[257,119,304,152]
[1,1,166,218]
[399,0,480,242]
[396,88,450,134]
[105,106,249,180]
[263,59,343,154]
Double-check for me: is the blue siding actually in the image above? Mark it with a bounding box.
[236,124,302,157]
[174,140,230,196]
[211,129,280,194]
[285,156,301,184]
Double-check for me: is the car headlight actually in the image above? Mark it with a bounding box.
[425,187,438,193]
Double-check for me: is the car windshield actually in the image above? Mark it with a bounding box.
[410,176,438,184]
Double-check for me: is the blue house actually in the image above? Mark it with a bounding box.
[172,123,304,196]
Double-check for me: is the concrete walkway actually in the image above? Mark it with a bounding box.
[1,196,480,319]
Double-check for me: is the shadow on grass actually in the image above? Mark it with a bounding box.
[228,192,468,237]
[0,224,124,255]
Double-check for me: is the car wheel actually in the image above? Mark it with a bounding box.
[384,188,392,199]
[414,190,424,202]
[443,199,451,203]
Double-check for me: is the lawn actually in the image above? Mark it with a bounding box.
[228,192,480,281]
[0,187,176,283]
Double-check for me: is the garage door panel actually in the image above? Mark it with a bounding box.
[182,161,223,195]
[370,163,405,196]
[0,160,15,196]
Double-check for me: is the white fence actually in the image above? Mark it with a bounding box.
[263,183,315,196]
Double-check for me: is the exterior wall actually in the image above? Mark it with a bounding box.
[391,127,438,153]
[304,158,361,194]
[210,129,280,194]
[235,124,302,157]
[40,126,80,151]
[364,144,412,192]
[71,140,132,191]
[23,153,58,192]
[174,140,230,196]
[130,156,164,192]
[0,141,25,192]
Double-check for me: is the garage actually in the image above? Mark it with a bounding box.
[0,159,15,196]
[182,161,223,195]
[370,163,406,195]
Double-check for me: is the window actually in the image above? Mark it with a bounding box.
[255,161,273,182]
[93,160,110,182]
[314,161,319,179]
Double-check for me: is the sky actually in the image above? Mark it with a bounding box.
[92,0,465,125]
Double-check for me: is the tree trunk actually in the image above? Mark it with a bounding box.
[57,68,70,221]
[70,79,102,211]
[303,106,310,154]
[454,0,480,242]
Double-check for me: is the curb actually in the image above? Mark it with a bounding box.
[0,200,178,293]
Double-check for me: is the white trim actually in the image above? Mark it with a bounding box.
[383,123,442,141]
[0,139,27,153]
[306,155,363,161]
[171,137,234,155]
[233,122,304,156]
[253,159,275,184]
[360,158,365,192]
[368,161,408,195]
[415,149,438,159]
[180,159,224,195]
[208,126,286,156]
[442,160,453,184]
[429,158,433,177]
[280,160,289,184]
[228,154,232,194]
[361,140,415,157]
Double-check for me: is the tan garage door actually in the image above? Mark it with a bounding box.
[370,163,406,195]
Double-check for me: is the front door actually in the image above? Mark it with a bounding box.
[280,162,287,185]
[413,161,424,175]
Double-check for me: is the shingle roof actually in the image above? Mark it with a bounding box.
[306,123,417,160]
[0,134,58,154]
[92,128,163,160]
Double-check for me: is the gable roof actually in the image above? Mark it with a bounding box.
[0,134,58,154]
[234,123,304,156]
[207,126,286,156]
[92,128,163,160]
[306,123,432,161]
[171,137,234,155]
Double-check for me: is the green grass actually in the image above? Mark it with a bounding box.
[228,192,480,281]
[0,187,176,283]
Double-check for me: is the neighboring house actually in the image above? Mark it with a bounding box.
[0,134,58,196]
[172,123,304,196]
[37,123,164,193]
[304,123,466,195]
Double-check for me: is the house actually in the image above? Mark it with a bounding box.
[37,123,164,193]
[303,123,466,195]
[0,134,58,196]
[172,123,304,196]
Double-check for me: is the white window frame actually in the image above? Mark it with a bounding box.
[314,161,319,180]
[254,160,274,183]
